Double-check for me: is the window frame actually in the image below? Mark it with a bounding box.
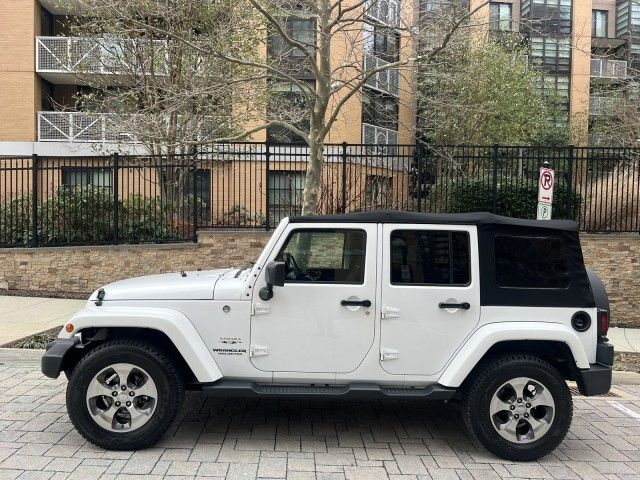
[61,166,114,190]
[389,229,472,288]
[494,234,570,290]
[490,2,513,32]
[592,10,609,38]
[275,228,368,285]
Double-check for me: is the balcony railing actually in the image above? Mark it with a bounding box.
[589,96,621,116]
[591,57,628,80]
[36,36,168,75]
[364,54,400,97]
[37,111,224,143]
[364,0,400,26]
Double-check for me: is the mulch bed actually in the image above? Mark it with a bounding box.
[0,289,88,300]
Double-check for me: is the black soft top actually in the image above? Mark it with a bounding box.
[290,210,578,231]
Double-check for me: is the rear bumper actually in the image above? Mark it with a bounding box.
[41,338,79,379]
[576,342,613,396]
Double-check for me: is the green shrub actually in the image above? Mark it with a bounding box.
[0,193,33,246]
[432,178,581,220]
[120,194,178,243]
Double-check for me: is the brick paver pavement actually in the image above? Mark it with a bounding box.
[2,362,640,480]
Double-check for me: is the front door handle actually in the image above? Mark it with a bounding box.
[341,299,372,307]
[439,302,470,310]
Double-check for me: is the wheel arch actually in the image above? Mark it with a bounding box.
[438,323,589,388]
[58,305,223,383]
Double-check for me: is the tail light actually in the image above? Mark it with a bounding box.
[598,309,609,337]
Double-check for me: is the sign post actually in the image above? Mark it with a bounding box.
[537,161,554,220]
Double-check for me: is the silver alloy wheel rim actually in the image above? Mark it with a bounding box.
[489,376,555,444]
[86,363,158,432]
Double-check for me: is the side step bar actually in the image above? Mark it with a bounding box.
[201,380,456,400]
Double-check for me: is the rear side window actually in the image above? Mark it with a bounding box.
[276,229,366,283]
[390,230,471,286]
[495,235,569,289]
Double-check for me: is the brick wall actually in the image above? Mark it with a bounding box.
[0,231,638,327]
[580,234,640,328]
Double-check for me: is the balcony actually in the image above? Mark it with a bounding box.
[364,54,400,97]
[591,57,628,80]
[36,36,168,85]
[364,0,400,27]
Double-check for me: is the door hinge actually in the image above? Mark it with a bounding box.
[380,347,399,361]
[252,302,270,316]
[381,306,400,319]
[250,345,270,357]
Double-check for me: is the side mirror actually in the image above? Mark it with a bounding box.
[259,261,285,301]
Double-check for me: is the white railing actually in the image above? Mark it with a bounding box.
[37,111,225,143]
[364,54,400,97]
[591,57,628,80]
[38,112,139,143]
[364,0,400,26]
[36,36,168,75]
[362,123,398,145]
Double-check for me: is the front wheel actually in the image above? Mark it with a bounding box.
[66,339,185,450]
[462,354,572,461]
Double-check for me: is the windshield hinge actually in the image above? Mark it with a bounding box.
[380,347,399,361]
[252,303,270,316]
[381,306,400,319]
[250,345,270,357]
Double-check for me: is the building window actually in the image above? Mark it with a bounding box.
[362,88,398,131]
[276,229,367,283]
[365,175,392,208]
[529,37,571,73]
[268,170,305,225]
[266,81,313,144]
[185,169,211,215]
[592,10,608,38]
[267,17,316,60]
[390,230,470,286]
[494,235,569,289]
[363,23,400,63]
[490,3,513,31]
[521,0,572,35]
[62,167,113,189]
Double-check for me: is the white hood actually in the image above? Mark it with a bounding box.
[90,269,233,301]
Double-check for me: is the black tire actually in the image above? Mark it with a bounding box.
[461,354,572,461]
[66,339,185,450]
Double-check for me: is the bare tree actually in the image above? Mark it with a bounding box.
[124,0,489,215]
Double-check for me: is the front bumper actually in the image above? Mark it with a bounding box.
[41,338,79,379]
[576,341,613,396]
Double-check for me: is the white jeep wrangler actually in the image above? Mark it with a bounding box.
[42,211,613,461]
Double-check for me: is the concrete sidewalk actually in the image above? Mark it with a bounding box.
[0,295,85,345]
[1,295,640,353]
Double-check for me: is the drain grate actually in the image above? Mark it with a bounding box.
[568,385,620,398]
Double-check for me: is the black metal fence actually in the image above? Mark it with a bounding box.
[1,143,639,247]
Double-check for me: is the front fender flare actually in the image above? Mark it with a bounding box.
[438,322,590,388]
[59,304,223,383]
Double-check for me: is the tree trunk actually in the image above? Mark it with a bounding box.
[301,136,324,215]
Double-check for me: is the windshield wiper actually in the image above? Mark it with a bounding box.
[234,262,255,278]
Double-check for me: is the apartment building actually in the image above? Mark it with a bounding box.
[471,0,635,145]
[0,0,416,156]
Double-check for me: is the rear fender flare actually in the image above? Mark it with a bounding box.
[59,305,223,383]
[438,322,590,388]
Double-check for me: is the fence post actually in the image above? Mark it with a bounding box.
[491,144,499,214]
[191,147,198,242]
[112,153,119,244]
[415,142,423,212]
[265,142,271,231]
[566,144,574,219]
[31,154,38,247]
[341,142,347,213]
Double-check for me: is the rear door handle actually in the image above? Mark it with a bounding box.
[439,302,470,310]
[341,299,372,307]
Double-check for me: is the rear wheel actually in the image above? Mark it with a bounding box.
[66,339,184,450]
[462,354,572,461]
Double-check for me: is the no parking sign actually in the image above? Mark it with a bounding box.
[537,164,554,220]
